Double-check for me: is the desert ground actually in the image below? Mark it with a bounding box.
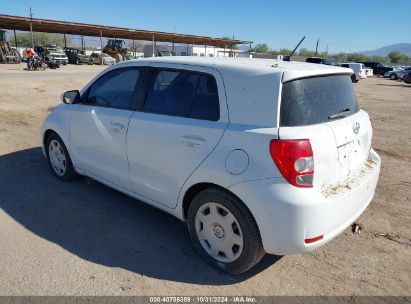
[0,63,410,296]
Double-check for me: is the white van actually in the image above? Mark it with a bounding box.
[339,62,367,82]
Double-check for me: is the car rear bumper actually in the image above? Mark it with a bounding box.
[229,148,381,255]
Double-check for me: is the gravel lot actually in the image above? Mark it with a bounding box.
[0,63,410,296]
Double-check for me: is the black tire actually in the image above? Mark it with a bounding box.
[187,187,265,274]
[390,73,397,80]
[46,132,80,182]
[350,74,356,83]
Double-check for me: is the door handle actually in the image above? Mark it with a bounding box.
[110,122,125,132]
[181,136,206,147]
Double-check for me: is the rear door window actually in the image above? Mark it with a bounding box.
[280,75,359,126]
[190,75,220,121]
[143,69,220,121]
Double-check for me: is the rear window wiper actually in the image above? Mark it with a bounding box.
[328,108,351,120]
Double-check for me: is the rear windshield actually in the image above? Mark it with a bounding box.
[280,75,359,126]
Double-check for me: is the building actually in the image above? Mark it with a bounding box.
[143,44,245,58]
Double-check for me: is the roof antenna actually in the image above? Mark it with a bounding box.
[283,36,305,61]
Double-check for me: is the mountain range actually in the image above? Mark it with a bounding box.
[362,43,411,56]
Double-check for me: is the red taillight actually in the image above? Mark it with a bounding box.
[304,235,324,244]
[269,139,314,188]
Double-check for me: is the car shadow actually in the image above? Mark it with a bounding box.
[376,83,411,87]
[0,147,281,285]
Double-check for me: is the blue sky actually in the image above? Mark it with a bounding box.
[1,0,409,53]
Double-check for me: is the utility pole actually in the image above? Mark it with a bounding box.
[231,33,235,57]
[100,30,103,65]
[29,7,34,49]
[13,29,18,48]
[152,35,155,57]
[315,38,319,56]
[172,27,176,54]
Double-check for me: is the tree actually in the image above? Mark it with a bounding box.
[251,43,269,54]
[388,51,408,64]
[298,48,316,57]
[370,55,389,64]
[346,53,369,62]
[221,36,238,50]
[10,32,71,48]
[278,48,293,55]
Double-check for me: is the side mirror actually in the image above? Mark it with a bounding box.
[61,90,80,104]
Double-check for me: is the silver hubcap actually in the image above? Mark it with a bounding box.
[195,202,244,263]
[48,140,67,176]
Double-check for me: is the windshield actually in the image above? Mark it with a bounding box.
[280,75,359,126]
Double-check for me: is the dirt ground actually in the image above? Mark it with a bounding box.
[0,63,410,296]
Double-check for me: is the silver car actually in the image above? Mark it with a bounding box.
[89,53,116,65]
[385,67,411,80]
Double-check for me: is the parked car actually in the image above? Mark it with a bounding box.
[89,52,116,65]
[364,68,373,77]
[359,61,393,76]
[64,47,90,64]
[384,67,411,80]
[35,45,68,65]
[305,57,334,65]
[404,72,411,84]
[41,57,381,274]
[338,63,367,82]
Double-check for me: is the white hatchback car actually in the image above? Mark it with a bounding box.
[41,57,381,274]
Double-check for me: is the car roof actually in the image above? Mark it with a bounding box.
[119,56,352,82]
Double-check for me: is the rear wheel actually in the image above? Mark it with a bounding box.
[350,74,356,83]
[390,73,398,80]
[13,49,22,63]
[46,133,80,181]
[187,188,264,274]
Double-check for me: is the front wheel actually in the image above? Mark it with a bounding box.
[390,73,397,80]
[46,133,80,181]
[187,188,264,274]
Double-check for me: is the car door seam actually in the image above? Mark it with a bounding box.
[174,68,230,210]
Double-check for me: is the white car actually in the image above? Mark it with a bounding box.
[339,62,367,82]
[41,57,381,274]
[364,68,373,77]
[89,52,116,65]
[35,46,68,65]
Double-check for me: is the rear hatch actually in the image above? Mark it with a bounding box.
[278,74,372,189]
